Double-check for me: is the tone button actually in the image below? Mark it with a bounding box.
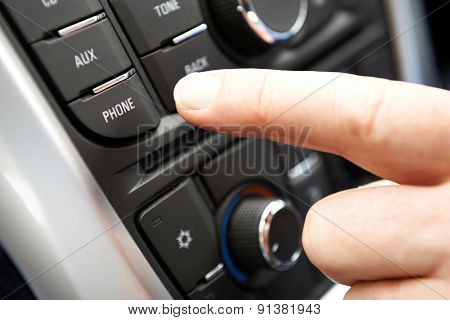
[110,0,203,55]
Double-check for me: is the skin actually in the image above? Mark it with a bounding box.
[174,69,450,300]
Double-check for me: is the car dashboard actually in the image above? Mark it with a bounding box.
[0,0,441,299]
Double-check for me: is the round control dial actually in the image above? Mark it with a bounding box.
[209,0,309,54]
[229,198,303,272]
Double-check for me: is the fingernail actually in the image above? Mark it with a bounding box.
[174,73,221,110]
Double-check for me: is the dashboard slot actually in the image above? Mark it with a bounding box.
[139,129,208,174]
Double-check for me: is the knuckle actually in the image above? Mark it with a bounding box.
[253,70,277,126]
[340,76,389,149]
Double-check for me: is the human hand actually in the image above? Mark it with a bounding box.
[174,69,450,299]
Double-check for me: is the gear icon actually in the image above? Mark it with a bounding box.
[176,230,193,250]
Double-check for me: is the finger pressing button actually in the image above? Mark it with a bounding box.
[141,31,235,112]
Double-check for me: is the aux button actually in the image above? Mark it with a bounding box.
[33,19,131,102]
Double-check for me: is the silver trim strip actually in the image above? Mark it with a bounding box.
[288,152,321,180]
[173,24,208,45]
[93,68,136,94]
[258,200,302,271]
[384,0,439,85]
[58,12,107,37]
[0,26,171,299]
[204,263,224,281]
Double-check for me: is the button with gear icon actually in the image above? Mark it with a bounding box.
[177,230,193,250]
[139,179,220,292]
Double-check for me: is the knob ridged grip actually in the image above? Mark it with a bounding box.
[228,198,303,273]
[228,199,272,271]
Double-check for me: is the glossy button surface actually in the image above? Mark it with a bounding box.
[141,31,235,112]
[69,73,160,139]
[110,0,203,55]
[2,0,102,43]
[33,19,131,101]
[139,179,220,293]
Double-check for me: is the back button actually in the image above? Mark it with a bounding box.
[141,31,235,112]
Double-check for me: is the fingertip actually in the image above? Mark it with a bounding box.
[302,198,332,271]
[302,191,362,284]
[174,72,222,114]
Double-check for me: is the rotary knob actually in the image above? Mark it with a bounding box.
[219,193,304,287]
[209,0,309,54]
[229,198,303,272]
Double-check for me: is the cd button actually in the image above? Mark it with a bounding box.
[2,0,102,43]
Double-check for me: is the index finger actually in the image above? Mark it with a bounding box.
[174,69,450,185]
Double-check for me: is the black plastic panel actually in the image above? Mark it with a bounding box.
[0,0,397,300]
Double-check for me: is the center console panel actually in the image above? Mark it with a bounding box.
[0,0,396,299]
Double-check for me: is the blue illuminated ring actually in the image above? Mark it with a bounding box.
[219,194,248,283]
